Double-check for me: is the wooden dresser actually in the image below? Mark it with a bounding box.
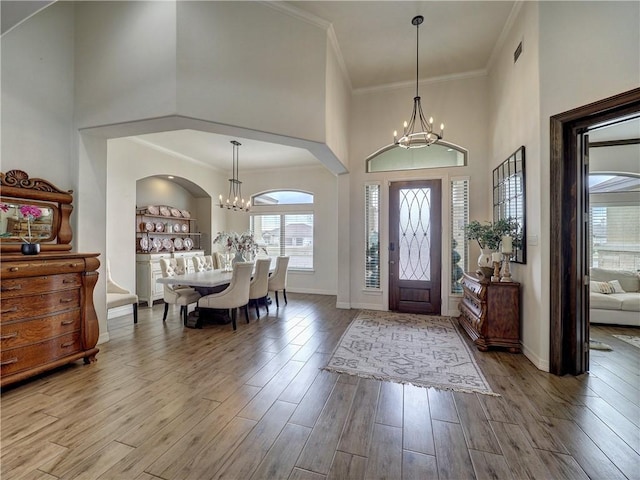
[1,170,101,387]
[458,272,521,353]
[1,253,100,387]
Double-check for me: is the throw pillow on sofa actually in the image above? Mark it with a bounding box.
[590,281,616,294]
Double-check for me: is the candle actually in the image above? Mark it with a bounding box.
[492,252,502,263]
[502,235,513,254]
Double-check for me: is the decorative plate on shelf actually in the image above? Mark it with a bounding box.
[173,238,184,250]
[152,237,162,252]
[159,206,171,217]
[183,238,193,251]
[170,208,182,217]
[162,238,173,251]
[155,222,164,232]
[144,222,154,232]
[181,210,191,218]
[147,205,159,215]
[181,224,188,233]
[139,236,149,251]
[172,224,181,233]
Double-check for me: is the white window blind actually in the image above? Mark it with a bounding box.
[365,184,380,289]
[451,179,469,294]
[590,205,640,271]
[251,213,314,270]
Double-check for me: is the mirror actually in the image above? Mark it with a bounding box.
[0,170,74,253]
[493,146,526,263]
[0,199,56,243]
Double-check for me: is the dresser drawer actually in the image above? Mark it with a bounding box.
[0,273,81,298]
[1,258,86,279]
[1,310,80,349]
[1,331,82,376]
[1,290,80,322]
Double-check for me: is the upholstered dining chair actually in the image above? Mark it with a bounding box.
[193,254,215,272]
[197,261,252,330]
[248,258,271,318]
[215,252,227,271]
[159,258,201,325]
[268,256,290,308]
[106,260,138,324]
[176,256,196,275]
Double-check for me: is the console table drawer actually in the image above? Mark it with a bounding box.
[0,273,81,298]
[1,259,86,279]
[1,311,80,349]
[1,331,82,376]
[1,290,80,322]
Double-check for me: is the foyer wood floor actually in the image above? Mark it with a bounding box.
[1,293,639,480]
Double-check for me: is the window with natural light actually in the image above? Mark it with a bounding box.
[251,191,314,270]
[365,184,380,289]
[589,174,640,271]
[451,179,469,294]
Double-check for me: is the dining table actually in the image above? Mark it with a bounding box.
[156,268,235,294]
[156,267,273,328]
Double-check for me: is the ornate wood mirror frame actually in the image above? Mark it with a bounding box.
[0,170,73,253]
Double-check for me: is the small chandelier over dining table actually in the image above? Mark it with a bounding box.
[218,140,250,212]
[393,15,445,149]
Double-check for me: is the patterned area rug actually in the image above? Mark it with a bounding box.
[324,310,498,396]
[613,334,640,349]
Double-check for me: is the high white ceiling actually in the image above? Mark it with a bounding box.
[5,1,636,174]
[134,1,518,172]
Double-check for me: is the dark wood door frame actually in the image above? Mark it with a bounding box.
[549,87,640,376]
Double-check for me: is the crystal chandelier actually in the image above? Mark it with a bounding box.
[393,15,444,149]
[218,140,250,212]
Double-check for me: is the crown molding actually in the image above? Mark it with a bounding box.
[128,137,224,173]
[261,1,352,92]
[485,0,525,74]
[353,69,488,96]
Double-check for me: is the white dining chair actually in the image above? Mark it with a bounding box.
[197,262,252,330]
[176,256,196,275]
[159,258,201,325]
[268,256,289,308]
[193,255,215,272]
[249,258,271,318]
[106,260,138,324]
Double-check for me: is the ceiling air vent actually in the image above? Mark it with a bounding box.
[514,41,523,63]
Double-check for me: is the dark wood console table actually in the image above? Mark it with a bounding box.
[458,272,520,353]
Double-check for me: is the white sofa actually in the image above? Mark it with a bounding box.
[590,268,640,326]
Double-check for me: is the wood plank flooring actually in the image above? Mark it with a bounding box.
[2,294,639,479]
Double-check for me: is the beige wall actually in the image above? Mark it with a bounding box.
[348,74,491,314]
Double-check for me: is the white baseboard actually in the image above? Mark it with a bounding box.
[521,342,549,372]
[335,302,351,309]
[97,331,110,345]
[288,288,337,296]
[107,305,134,319]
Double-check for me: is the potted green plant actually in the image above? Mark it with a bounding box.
[465,218,520,272]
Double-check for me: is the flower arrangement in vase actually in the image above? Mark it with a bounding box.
[213,231,267,270]
[0,203,44,254]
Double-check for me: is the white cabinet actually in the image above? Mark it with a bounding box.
[136,251,204,306]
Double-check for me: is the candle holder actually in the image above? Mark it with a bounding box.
[500,253,513,282]
[491,252,502,282]
[491,261,501,282]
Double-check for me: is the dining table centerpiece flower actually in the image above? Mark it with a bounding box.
[214,231,267,269]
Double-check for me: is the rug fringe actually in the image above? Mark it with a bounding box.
[321,366,501,397]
